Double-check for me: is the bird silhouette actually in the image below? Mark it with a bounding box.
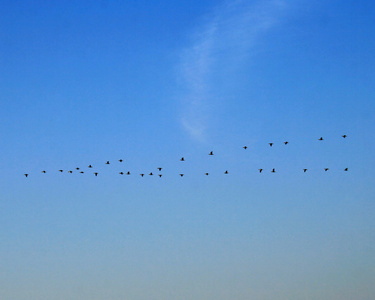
[105,161,110,165]
[119,172,124,175]
[271,168,276,173]
[149,172,153,176]
[24,174,28,177]
[319,137,324,141]
[303,169,307,172]
[224,170,228,174]
[80,171,84,174]
[269,143,273,147]
[158,174,162,178]
[140,174,144,177]
[68,171,73,173]
[180,157,185,161]
[126,171,131,175]
[59,170,63,172]
[342,135,347,138]
[42,171,46,173]
[76,167,80,170]
[209,151,214,155]
[205,172,209,175]
[324,168,329,171]
[344,168,348,171]
[284,141,289,145]
[157,167,162,171]
[88,165,93,168]
[94,172,98,176]
[179,174,184,177]
[243,146,248,149]
[119,159,123,162]
[259,169,263,173]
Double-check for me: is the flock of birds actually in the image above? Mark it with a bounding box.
[23,135,349,178]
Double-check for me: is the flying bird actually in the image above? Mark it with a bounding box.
[88,165,93,168]
[119,172,124,175]
[224,170,228,174]
[209,151,214,155]
[157,167,162,171]
[344,168,348,171]
[284,141,289,145]
[158,174,162,178]
[76,167,80,170]
[180,157,185,161]
[119,159,123,162]
[140,174,144,177]
[94,172,98,176]
[41,171,46,173]
[303,169,308,173]
[271,168,276,173]
[80,171,84,174]
[319,137,324,141]
[269,143,273,147]
[24,174,28,177]
[179,174,184,177]
[68,171,73,173]
[126,171,131,175]
[149,172,153,176]
[324,168,329,171]
[243,146,247,149]
[342,135,347,138]
[105,161,110,165]
[259,169,263,173]
[205,173,209,176]
[59,170,63,172]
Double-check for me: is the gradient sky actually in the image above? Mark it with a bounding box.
[1,0,375,299]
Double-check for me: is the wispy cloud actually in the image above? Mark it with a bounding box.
[179,0,288,142]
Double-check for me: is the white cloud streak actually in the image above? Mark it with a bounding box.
[179,0,288,142]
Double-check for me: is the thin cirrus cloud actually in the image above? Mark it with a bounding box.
[179,0,288,142]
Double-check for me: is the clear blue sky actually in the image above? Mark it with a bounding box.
[1,0,374,299]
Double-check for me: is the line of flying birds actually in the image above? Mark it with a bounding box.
[23,135,349,178]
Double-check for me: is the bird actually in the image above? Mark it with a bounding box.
[24,174,28,177]
[179,174,184,177]
[209,151,214,155]
[119,172,124,175]
[149,172,153,176]
[88,165,93,168]
[303,169,308,172]
[324,168,329,171]
[126,171,131,175]
[140,174,144,177]
[180,157,185,161]
[105,161,110,165]
[158,174,162,178]
[157,167,162,171]
[224,170,228,174]
[284,141,289,145]
[59,170,63,172]
[344,168,348,171]
[94,172,98,176]
[319,137,324,141]
[269,143,273,147]
[68,170,73,173]
[41,170,46,173]
[80,171,84,174]
[243,146,247,150]
[342,135,347,138]
[76,167,80,170]
[271,168,276,173]
[205,172,209,175]
[119,159,123,162]
[259,169,263,173]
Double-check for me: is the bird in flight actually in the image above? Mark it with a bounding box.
[157,167,162,171]
[303,169,308,173]
[126,171,131,175]
[342,135,347,138]
[269,143,273,147]
[271,168,276,173]
[205,173,209,176]
[179,174,184,177]
[259,169,263,173]
[80,171,84,174]
[88,165,93,168]
[24,174,28,177]
[324,168,329,171]
[105,161,110,165]
[158,174,162,178]
[284,141,289,145]
[224,170,228,174]
[149,172,153,176]
[344,168,348,171]
[209,151,214,155]
[119,159,123,162]
[76,167,80,170]
[243,146,247,150]
[59,170,63,172]
[68,171,73,173]
[94,172,98,176]
[319,137,324,141]
[42,170,46,173]
[180,157,185,161]
[119,172,124,175]
[140,174,144,177]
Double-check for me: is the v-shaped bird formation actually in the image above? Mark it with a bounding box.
[23,135,350,178]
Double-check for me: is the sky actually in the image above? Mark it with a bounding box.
[0,0,375,299]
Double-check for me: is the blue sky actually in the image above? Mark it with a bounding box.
[1,0,374,299]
